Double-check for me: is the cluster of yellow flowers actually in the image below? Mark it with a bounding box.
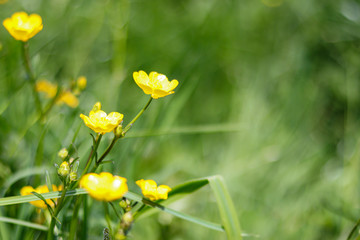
[80,173,171,202]
[7,11,176,211]
[36,78,84,108]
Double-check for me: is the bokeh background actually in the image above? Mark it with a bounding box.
[0,0,359,239]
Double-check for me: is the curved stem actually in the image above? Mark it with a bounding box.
[21,42,43,116]
[122,96,153,135]
[81,134,102,177]
[96,135,118,165]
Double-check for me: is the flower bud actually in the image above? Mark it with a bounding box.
[120,212,133,230]
[77,76,87,90]
[58,148,68,159]
[115,124,123,138]
[58,161,70,177]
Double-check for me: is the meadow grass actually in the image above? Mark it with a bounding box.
[0,0,358,239]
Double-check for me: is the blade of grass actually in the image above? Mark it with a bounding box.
[0,216,48,231]
[126,123,243,138]
[208,175,242,240]
[0,166,53,197]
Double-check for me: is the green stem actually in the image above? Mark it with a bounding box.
[109,202,121,220]
[21,42,43,116]
[68,195,83,240]
[103,202,113,235]
[122,96,153,135]
[96,135,118,165]
[47,187,68,240]
[81,134,102,177]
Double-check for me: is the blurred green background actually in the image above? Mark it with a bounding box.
[0,0,359,239]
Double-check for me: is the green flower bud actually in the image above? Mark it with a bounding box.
[58,161,70,177]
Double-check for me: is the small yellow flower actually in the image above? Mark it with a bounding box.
[80,172,128,201]
[3,12,43,42]
[80,102,123,134]
[57,91,79,108]
[36,80,79,108]
[77,76,87,90]
[36,80,57,98]
[136,179,171,201]
[133,71,178,99]
[20,184,63,209]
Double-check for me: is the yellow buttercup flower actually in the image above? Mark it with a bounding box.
[136,179,171,201]
[36,80,57,98]
[20,184,63,209]
[76,76,87,90]
[80,102,123,134]
[133,71,178,99]
[3,12,43,42]
[36,80,79,108]
[80,172,128,201]
[58,91,79,108]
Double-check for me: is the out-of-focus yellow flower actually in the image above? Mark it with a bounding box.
[20,184,63,209]
[36,80,57,98]
[77,76,87,90]
[58,148,68,159]
[0,0,8,4]
[136,179,171,201]
[80,102,123,134]
[80,172,128,201]
[58,91,79,108]
[36,80,79,108]
[3,12,43,42]
[133,71,178,99]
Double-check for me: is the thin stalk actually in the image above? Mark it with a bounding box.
[21,42,43,115]
[347,217,360,240]
[81,134,102,177]
[109,202,121,220]
[68,195,83,240]
[103,202,113,235]
[47,186,68,240]
[122,96,153,135]
[96,136,118,165]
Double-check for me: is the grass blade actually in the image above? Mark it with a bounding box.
[0,216,48,231]
[208,175,242,240]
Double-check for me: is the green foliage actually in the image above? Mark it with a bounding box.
[0,0,359,239]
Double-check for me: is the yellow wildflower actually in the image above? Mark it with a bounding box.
[133,71,178,99]
[0,0,8,4]
[80,102,123,134]
[80,172,128,201]
[36,80,79,108]
[57,91,79,108]
[3,12,43,42]
[76,76,87,90]
[136,179,171,201]
[36,80,57,98]
[20,184,63,209]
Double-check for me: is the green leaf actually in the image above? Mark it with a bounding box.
[0,166,52,197]
[168,178,209,197]
[0,189,88,206]
[125,191,224,232]
[208,175,242,240]
[0,216,48,231]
